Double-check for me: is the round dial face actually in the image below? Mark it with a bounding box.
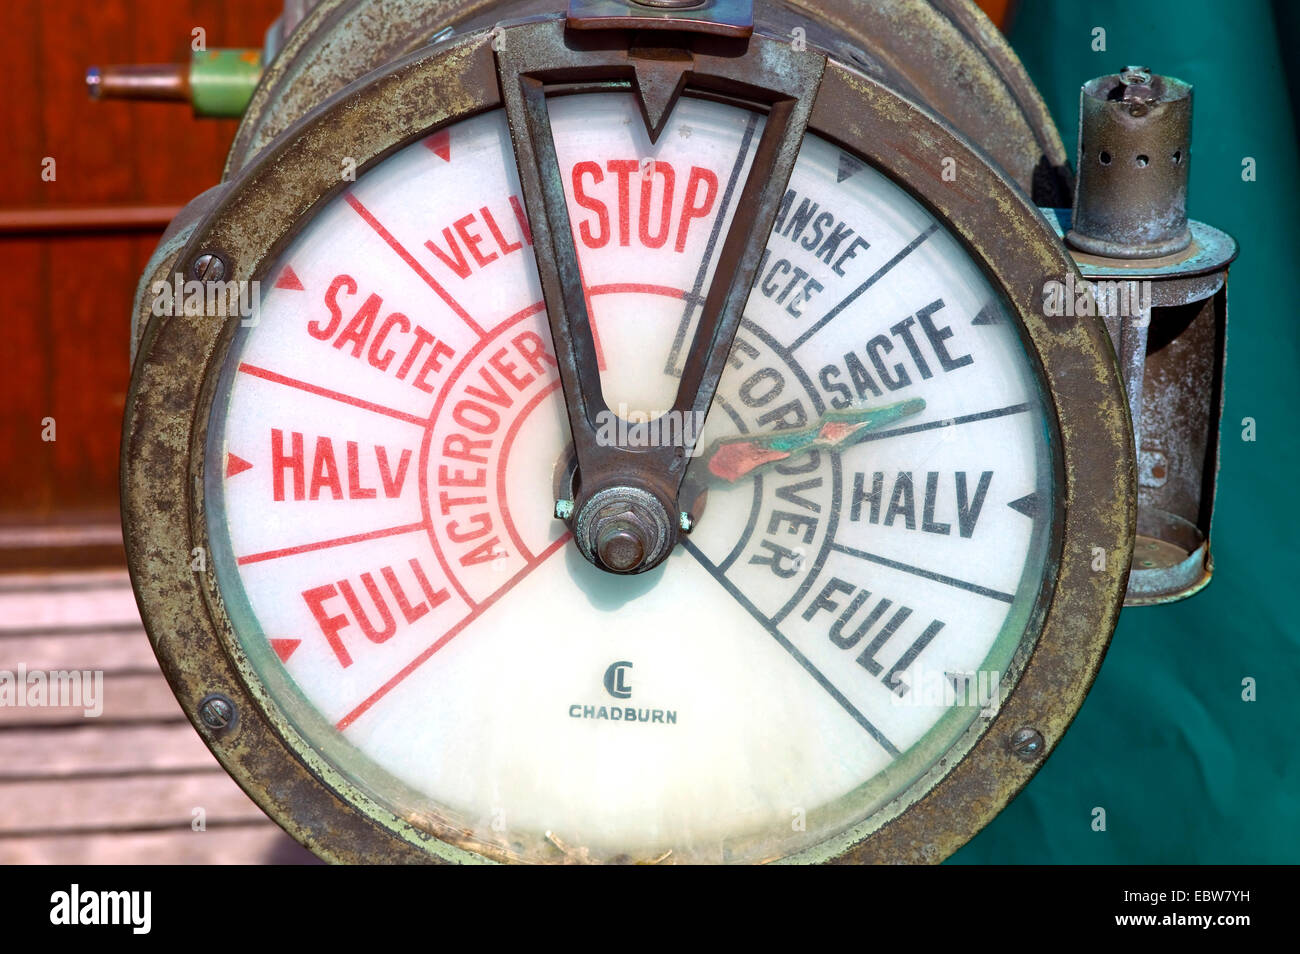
[205,91,1055,864]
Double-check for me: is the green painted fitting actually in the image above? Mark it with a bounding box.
[189,48,262,117]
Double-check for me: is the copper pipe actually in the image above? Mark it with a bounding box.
[0,205,182,236]
[86,64,189,102]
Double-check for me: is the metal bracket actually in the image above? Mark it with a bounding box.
[494,16,823,570]
[567,0,754,39]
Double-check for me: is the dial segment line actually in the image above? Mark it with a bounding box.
[335,533,571,732]
[590,283,691,300]
[722,319,834,627]
[716,468,765,574]
[668,95,818,430]
[235,521,429,567]
[710,396,765,574]
[494,379,564,563]
[344,193,488,339]
[236,363,430,428]
[789,223,940,352]
[830,543,1015,604]
[768,447,839,627]
[422,301,548,429]
[850,402,1033,445]
[417,421,477,611]
[680,537,900,757]
[665,111,760,376]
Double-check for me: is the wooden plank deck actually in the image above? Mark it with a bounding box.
[0,569,319,864]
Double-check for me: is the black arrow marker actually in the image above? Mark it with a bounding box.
[837,151,864,183]
[1007,490,1043,519]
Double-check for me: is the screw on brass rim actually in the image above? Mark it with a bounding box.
[191,252,227,282]
[198,693,236,732]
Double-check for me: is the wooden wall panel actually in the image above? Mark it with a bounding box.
[0,0,280,521]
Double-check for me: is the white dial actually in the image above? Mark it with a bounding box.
[206,91,1054,863]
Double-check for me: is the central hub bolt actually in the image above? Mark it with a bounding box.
[572,486,675,574]
[597,525,645,571]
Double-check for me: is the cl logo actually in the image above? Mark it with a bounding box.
[603,661,633,699]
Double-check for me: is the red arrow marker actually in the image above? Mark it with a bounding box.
[275,266,304,290]
[424,128,451,162]
[226,453,253,478]
[270,638,301,663]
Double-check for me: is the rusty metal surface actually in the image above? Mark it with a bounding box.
[1045,227,1231,605]
[223,0,493,179]
[124,13,1133,863]
[774,0,1072,204]
[1126,287,1227,604]
[222,0,1071,207]
[1047,210,1238,282]
[567,0,755,37]
[1043,198,1234,605]
[1068,68,1193,259]
[129,184,230,363]
[1139,291,1225,533]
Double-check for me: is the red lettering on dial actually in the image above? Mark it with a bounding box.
[303,557,449,668]
[271,429,413,502]
[567,159,719,253]
[312,275,455,393]
[423,195,533,280]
